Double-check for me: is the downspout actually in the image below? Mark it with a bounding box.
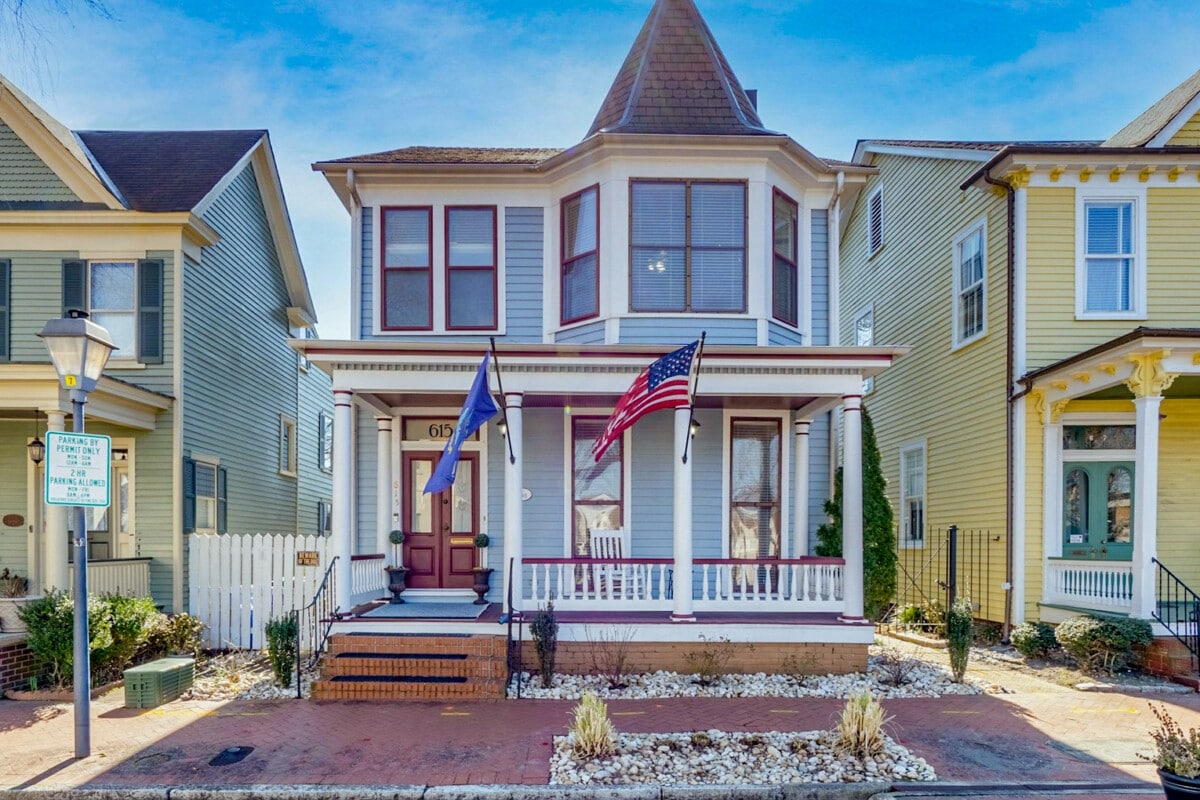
[982,170,1016,640]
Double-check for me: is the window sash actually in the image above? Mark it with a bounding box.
[630,180,745,313]
[572,418,623,556]
[1083,201,1135,313]
[280,416,297,474]
[195,463,218,533]
[561,186,599,324]
[955,228,985,343]
[729,419,781,560]
[381,207,432,330]
[772,191,798,325]
[319,412,333,472]
[900,446,925,544]
[89,261,136,356]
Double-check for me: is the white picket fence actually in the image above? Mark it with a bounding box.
[189,533,335,651]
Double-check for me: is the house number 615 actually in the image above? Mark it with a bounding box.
[429,423,454,439]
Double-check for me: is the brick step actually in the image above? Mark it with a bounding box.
[321,652,500,680]
[326,632,504,658]
[311,674,504,701]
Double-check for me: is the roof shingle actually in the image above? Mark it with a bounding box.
[322,146,564,166]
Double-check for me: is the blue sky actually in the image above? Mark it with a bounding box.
[4,0,1200,339]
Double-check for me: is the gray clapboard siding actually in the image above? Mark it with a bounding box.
[297,363,333,536]
[555,320,606,344]
[767,322,803,346]
[0,121,78,201]
[811,209,829,346]
[184,164,299,537]
[360,207,373,339]
[516,409,565,558]
[503,208,543,343]
[355,408,377,553]
[0,421,28,575]
[619,317,756,345]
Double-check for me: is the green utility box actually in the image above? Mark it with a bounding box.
[124,657,195,709]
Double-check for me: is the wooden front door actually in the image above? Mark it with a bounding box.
[1062,460,1134,561]
[402,451,478,589]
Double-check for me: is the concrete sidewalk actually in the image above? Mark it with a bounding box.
[1,677,1195,798]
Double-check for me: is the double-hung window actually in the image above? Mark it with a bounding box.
[571,418,623,556]
[561,185,599,324]
[61,258,163,363]
[729,419,781,563]
[899,442,926,548]
[630,180,745,313]
[279,414,297,476]
[952,220,986,347]
[772,190,799,325]
[381,207,433,330]
[445,206,497,329]
[1080,199,1139,316]
[183,457,226,535]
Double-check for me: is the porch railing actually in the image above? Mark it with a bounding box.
[1044,559,1133,612]
[350,553,386,606]
[522,557,843,612]
[1152,558,1199,672]
[68,557,152,598]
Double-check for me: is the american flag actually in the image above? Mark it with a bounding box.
[592,340,699,462]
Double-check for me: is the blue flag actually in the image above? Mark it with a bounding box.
[424,352,498,494]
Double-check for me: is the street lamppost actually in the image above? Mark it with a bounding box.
[37,309,115,760]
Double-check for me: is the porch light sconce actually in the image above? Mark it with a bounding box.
[28,410,45,465]
[689,417,701,439]
[497,419,508,437]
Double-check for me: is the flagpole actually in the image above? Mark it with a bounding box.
[681,330,706,465]
[490,336,516,465]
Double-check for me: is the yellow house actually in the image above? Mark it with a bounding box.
[842,70,1200,666]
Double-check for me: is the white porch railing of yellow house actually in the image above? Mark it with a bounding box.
[522,557,844,612]
[68,557,151,598]
[1044,559,1133,613]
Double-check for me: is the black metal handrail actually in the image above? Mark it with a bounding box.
[294,556,339,699]
[1152,557,1199,673]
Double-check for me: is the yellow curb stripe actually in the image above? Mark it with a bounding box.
[441,711,471,716]
[612,711,645,716]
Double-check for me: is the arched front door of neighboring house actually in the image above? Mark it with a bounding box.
[401,451,478,590]
[1062,460,1135,561]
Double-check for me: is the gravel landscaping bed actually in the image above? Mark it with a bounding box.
[183,651,318,700]
[550,729,937,786]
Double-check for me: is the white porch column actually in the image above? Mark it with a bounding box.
[671,407,695,622]
[1130,393,1163,619]
[1040,412,1062,607]
[332,390,354,613]
[375,416,393,558]
[792,419,811,557]
[43,410,69,592]
[840,395,867,623]
[503,393,523,613]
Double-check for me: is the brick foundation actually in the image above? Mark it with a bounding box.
[515,640,868,676]
[1145,637,1197,681]
[0,637,38,693]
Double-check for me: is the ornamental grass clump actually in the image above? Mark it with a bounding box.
[833,692,891,760]
[1143,702,1200,778]
[569,691,616,759]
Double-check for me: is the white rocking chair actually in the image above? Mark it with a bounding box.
[588,527,629,598]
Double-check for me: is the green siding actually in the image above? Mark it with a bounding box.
[297,362,333,537]
[0,422,30,578]
[183,162,319,537]
[0,121,78,202]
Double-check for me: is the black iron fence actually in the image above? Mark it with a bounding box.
[890,525,1004,633]
[1152,557,1199,672]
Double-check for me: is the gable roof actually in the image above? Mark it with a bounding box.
[77,130,266,212]
[585,0,774,137]
[1104,68,1200,147]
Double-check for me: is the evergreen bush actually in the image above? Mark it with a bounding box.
[1054,614,1152,674]
[18,591,113,687]
[529,601,559,688]
[264,613,298,687]
[946,595,973,682]
[814,407,897,619]
[1010,622,1058,659]
[93,594,158,682]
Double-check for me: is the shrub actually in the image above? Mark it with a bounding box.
[973,619,1004,646]
[1055,614,1153,674]
[18,590,112,688]
[144,613,206,659]
[264,614,298,687]
[93,594,159,682]
[529,602,559,688]
[1010,622,1058,659]
[583,624,637,690]
[946,596,973,682]
[683,635,741,686]
[833,692,891,759]
[893,603,925,629]
[1143,702,1200,778]
[874,648,919,687]
[569,692,616,759]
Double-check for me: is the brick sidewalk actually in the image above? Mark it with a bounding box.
[1,683,1196,793]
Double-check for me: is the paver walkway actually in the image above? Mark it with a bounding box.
[2,676,1197,795]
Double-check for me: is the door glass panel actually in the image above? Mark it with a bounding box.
[1106,467,1132,543]
[1063,425,1135,450]
[118,471,130,534]
[1064,469,1089,542]
[450,460,473,532]
[410,461,433,533]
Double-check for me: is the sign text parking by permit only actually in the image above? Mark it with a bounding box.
[45,431,111,507]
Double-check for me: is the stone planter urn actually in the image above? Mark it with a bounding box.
[384,566,409,604]
[0,596,37,636]
[472,568,493,605]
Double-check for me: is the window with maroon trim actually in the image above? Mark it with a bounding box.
[381,207,432,330]
[630,180,746,313]
[561,186,599,324]
[729,419,781,563]
[571,417,623,557]
[772,190,799,326]
[445,206,497,330]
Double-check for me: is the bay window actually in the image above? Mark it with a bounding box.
[630,180,745,313]
[561,185,599,324]
[772,190,798,325]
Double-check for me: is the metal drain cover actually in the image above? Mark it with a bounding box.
[209,746,254,767]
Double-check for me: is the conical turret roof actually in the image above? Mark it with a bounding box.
[586,0,775,138]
